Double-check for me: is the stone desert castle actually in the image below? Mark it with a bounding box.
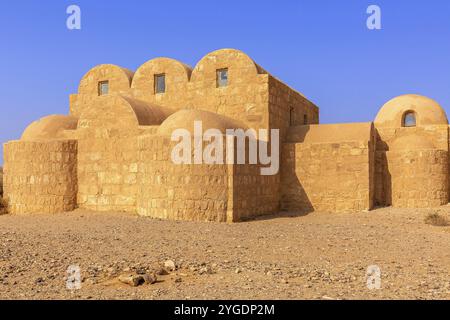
[3,49,449,222]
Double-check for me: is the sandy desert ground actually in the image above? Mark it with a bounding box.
[0,207,449,300]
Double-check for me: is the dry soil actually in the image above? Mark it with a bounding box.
[0,207,449,300]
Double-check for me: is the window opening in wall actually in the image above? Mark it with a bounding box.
[403,111,416,127]
[155,74,166,94]
[216,68,228,87]
[289,107,294,126]
[98,81,109,96]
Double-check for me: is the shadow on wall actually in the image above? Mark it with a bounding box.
[374,137,392,208]
[375,150,392,207]
[279,142,315,216]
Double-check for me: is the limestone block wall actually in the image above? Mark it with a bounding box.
[374,125,449,206]
[231,163,280,221]
[3,140,78,214]
[268,75,319,142]
[386,149,448,208]
[188,49,270,133]
[137,135,231,222]
[281,140,374,213]
[77,137,139,212]
[131,58,191,111]
[75,95,157,212]
[70,64,134,117]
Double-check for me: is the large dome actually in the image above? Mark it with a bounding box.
[157,109,247,136]
[21,115,78,141]
[375,94,448,128]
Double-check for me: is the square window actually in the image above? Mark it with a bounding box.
[98,81,109,96]
[216,69,228,87]
[155,74,166,94]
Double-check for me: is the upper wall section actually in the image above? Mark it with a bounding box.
[287,122,374,144]
[188,49,270,131]
[132,58,192,110]
[69,49,318,133]
[374,94,448,128]
[71,64,134,116]
[78,64,134,96]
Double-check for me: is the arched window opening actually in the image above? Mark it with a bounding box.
[403,111,416,127]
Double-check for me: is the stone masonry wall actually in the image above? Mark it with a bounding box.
[231,163,280,221]
[76,96,143,213]
[70,65,133,117]
[281,141,374,213]
[137,135,231,222]
[3,140,78,214]
[386,149,448,208]
[188,49,270,134]
[374,125,449,206]
[77,137,139,212]
[268,75,319,142]
[131,58,191,111]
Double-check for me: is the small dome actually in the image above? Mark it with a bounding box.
[157,109,247,136]
[375,94,448,128]
[390,134,435,151]
[21,115,78,141]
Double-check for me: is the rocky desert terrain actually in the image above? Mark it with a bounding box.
[0,207,449,300]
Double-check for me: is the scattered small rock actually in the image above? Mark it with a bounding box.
[142,273,157,285]
[119,274,145,287]
[199,266,214,275]
[155,268,170,276]
[164,260,176,272]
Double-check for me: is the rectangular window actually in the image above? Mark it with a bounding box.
[289,107,294,126]
[155,74,166,94]
[98,81,109,96]
[304,114,308,125]
[216,68,228,88]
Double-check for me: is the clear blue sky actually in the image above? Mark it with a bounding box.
[1,0,450,164]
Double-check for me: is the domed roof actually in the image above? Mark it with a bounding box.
[21,115,78,141]
[77,95,174,138]
[120,96,174,125]
[157,109,247,136]
[375,94,448,128]
[390,133,435,151]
